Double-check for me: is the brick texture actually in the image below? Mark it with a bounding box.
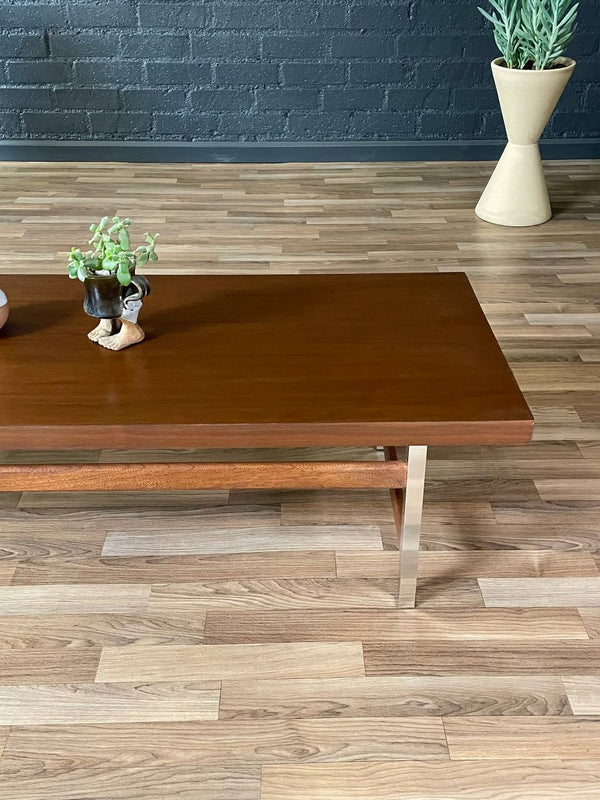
[0,0,597,141]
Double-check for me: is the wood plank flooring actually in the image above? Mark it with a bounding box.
[260,761,600,799]
[0,159,600,798]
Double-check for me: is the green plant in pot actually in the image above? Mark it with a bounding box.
[475,0,578,227]
[67,216,159,351]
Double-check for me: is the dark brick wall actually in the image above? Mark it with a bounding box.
[0,0,598,141]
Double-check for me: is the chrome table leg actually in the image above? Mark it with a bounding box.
[397,445,427,608]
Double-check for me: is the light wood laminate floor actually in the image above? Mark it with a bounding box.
[0,159,600,799]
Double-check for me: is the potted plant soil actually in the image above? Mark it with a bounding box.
[476,0,578,226]
[68,216,158,350]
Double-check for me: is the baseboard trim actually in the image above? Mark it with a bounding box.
[0,138,598,162]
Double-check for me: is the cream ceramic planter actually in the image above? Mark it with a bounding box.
[0,288,8,331]
[476,56,575,227]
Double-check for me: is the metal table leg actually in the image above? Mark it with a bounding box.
[397,445,428,608]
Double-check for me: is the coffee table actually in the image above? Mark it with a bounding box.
[0,273,533,607]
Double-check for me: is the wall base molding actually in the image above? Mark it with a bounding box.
[0,138,598,162]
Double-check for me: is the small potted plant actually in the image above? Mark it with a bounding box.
[476,0,578,226]
[68,216,159,350]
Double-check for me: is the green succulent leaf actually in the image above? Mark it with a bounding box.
[117,268,132,287]
[68,215,159,282]
[479,0,577,69]
[119,228,130,250]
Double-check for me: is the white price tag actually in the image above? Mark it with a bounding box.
[121,297,143,324]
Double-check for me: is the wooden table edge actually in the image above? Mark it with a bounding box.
[0,419,534,450]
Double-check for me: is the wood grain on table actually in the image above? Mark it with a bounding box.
[0,271,532,448]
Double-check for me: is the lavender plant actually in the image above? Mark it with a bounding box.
[478,0,578,69]
[67,216,159,287]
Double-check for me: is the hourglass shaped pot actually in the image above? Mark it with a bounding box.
[476,57,575,227]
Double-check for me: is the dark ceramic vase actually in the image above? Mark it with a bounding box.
[83,273,151,319]
[83,273,123,319]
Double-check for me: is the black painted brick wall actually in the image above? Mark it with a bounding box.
[0,0,598,141]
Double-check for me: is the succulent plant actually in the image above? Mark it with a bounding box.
[478,0,578,70]
[67,216,159,287]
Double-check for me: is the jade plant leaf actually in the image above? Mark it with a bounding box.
[67,215,160,283]
[119,228,130,250]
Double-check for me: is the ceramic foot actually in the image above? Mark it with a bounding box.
[97,320,145,351]
[88,318,119,342]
